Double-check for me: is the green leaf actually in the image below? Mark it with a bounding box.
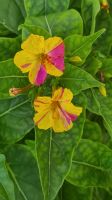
[0,59,29,99]
[62,181,92,200]
[59,64,103,95]
[0,36,21,62]
[35,113,85,200]
[6,145,43,200]
[96,11,112,55]
[85,88,112,137]
[64,29,105,64]
[24,0,70,16]
[0,95,34,144]
[0,0,24,33]
[83,119,102,142]
[22,24,50,41]
[66,139,112,187]
[25,9,83,38]
[100,58,112,78]
[84,56,102,75]
[81,0,100,34]
[0,154,15,200]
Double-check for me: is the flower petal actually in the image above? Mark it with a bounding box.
[21,34,45,55]
[52,88,73,102]
[34,97,52,112]
[45,60,63,77]
[34,110,52,130]
[14,50,36,72]
[29,63,47,86]
[48,43,64,71]
[45,37,63,54]
[52,107,73,132]
[61,102,82,117]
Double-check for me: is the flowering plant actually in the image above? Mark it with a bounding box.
[0,0,112,200]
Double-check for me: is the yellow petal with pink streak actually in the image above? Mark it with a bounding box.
[34,97,52,112]
[45,60,63,77]
[34,110,52,130]
[52,88,73,102]
[14,50,36,72]
[45,37,63,54]
[52,107,73,132]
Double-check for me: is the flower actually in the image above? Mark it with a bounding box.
[34,88,82,132]
[14,34,64,86]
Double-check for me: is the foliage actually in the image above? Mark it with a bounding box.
[0,0,112,199]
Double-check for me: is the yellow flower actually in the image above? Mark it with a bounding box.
[14,34,64,86]
[34,88,82,132]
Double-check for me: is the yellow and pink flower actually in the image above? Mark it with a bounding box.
[34,88,82,132]
[14,34,64,86]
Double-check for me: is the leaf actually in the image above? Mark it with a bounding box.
[84,56,102,75]
[24,0,70,16]
[35,113,85,200]
[22,24,50,41]
[64,29,105,64]
[95,11,112,55]
[25,9,83,38]
[0,0,24,33]
[0,59,29,99]
[100,58,112,78]
[6,145,43,200]
[59,64,103,95]
[83,119,102,142]
[0,36,21,62]
[0,154,15,200]
[62,181,92,200]
[0,95,34,144]
[66,139,112,187]
[81,0,100,34]
[85,88,112,137]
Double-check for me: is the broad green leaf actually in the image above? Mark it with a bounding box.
[62,181,92,200]
[84,56,102,75]
[25,9,83,38]
[0,36,21,62]
[96,11,112,55]
[35,113,85,200]
[69,0,81,10]
[83,119,102,142]
[22,24,50,41]
[100,58,112,78]
[66,139,112,187]
[59,64,103,95]
[0,59,29,99]
[64,29,105,64]
[93,188,112,200]
[85,88,112,137]
[81,0,100,34]
[0,154,15,200]
[0,95,34,144]
[6,145,43,200]
[24,0,70,16]
[0,0,24,33]
[0,24,10,36]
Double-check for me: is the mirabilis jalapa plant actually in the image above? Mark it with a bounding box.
[1,0,112,200]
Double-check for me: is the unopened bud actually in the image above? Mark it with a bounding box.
[9,88,22,96]
[99,85,107,97]
[69,56,82,63]
[9,84,32,96]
